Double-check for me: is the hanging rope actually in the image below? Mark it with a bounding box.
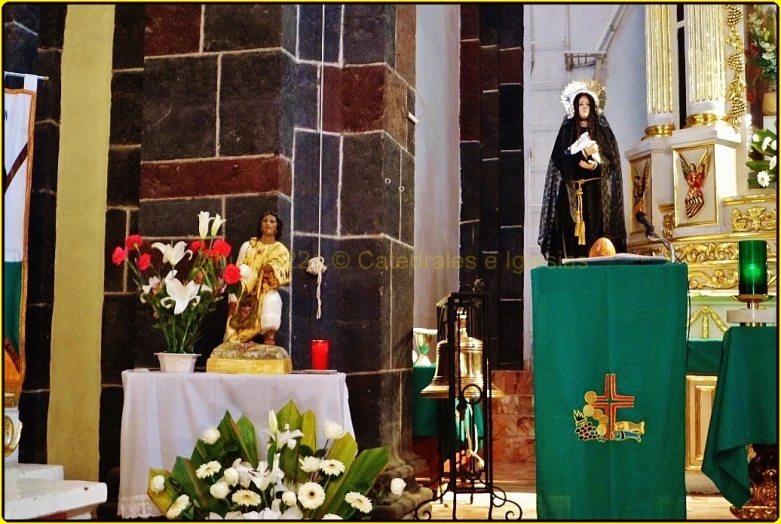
[306,4,328,319]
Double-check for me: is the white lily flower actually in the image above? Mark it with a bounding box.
[152,241,192,267]
[244,508,282,520]
[211,213,226,236]
[762,136,773,151]
[198,211,213,239]
[161,280,203,315]
[770,156,777,171]
[281,490,297,506]
[140,276,161,304]
[280,505,303,520]
[232,458,254,488]
[753,133,761,143]
[274,424,304,450]
[268,410,278,434]
[772,141,778,153]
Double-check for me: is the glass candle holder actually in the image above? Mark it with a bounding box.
[311,340,330,370]
[738,240,768,295]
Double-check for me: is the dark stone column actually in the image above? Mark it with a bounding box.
[459,4,525,370]
[290,5,421,491]
[137,5,295,364]
[100,3,145,482]
[4,2,64,466]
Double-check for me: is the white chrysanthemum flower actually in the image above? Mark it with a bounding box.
[209,481,230,499]
[202,427,220,445]
[322,514,343,520]
[166,494,190,519]
[390,478,406,496]
[299,456,321,473]
[323,420,346,440]
[282,490,297,506]
[298,481,326,509]
[223,467,239,487]
[344,492,372,514]
[319,459,345,477]
[232,489,261,507]
[150,474,165,494]
[196,460,222,479]
[758,171,771,187]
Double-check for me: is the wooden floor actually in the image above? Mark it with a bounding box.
[426,461,737,520]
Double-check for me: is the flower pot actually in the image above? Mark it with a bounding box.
[155,352,200,373]
[762,91,777,116]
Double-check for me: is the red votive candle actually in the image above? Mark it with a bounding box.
[311,340,329,370]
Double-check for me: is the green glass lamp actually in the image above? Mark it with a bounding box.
[727,240,775,326]
[738,240,768,300]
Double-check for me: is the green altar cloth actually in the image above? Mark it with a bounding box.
[532,263,688,520]
[686,339,723,375]
[701,326,778,507]
[412,365,439,437]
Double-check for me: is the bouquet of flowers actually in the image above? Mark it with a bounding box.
[746,5,778,89]
[112,211,241,353]
[147,401,397,520]
[746,121,778,188]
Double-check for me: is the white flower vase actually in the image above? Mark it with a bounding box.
[156,352,200,373]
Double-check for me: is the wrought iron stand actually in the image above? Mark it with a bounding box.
[414,292,522,520]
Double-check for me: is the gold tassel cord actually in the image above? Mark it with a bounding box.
[571,177,600,245]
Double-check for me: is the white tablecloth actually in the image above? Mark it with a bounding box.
[118,370,353,518]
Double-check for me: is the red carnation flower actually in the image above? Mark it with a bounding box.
[125,234,143,250]
[138,253,152,271]
[190,240,203,252]
[213,239,232,258]
[223,264,241,285]
[112,247,128,265]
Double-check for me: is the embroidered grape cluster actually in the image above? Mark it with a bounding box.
[575,421,605,442]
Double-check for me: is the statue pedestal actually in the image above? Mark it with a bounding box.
[206,342,292,374]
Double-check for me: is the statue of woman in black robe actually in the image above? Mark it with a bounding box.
[538,80,627,265]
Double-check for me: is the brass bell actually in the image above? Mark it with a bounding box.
[420,308,504,399]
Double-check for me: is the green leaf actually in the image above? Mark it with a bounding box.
[312,433,358,519]
[316,447,389,520]
[236,415,258,466]
[171,456,221,517]
[274,400,304,474]
[216,411,257,467]
[747,160,771,172]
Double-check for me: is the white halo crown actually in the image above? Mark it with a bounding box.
[561,80,607,119]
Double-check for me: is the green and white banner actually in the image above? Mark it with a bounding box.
[4,75,38,388]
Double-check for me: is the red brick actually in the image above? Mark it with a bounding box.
[340,65,386,133]
[140,156,291,199]
[323,66,343,133]
[395,5,416,87]
[145,5,201,56]
[460,40,481,141]
[461,4,480,40]
[500,48,523,85]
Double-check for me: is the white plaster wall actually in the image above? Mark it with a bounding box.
[413,5,461,329]
[523,5,647,366]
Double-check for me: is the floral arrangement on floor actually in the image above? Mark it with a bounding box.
[746,121,778,188]
[147,400,398,520]
[111,212,242,353]
[746,4,778,90]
